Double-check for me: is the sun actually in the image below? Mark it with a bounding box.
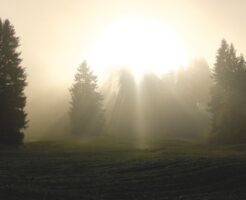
[88,17,189,78]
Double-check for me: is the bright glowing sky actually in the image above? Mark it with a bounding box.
[1,0,246,88]
[87,16,190,77]
[0,0,245,82]
[1,0,246,135]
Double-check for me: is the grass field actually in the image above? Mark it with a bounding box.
[1,136,246,199]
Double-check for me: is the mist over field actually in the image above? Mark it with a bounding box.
[1,0,246,139]
[1,0,246,199]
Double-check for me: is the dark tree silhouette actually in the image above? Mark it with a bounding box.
[209,39,246,143]
[69,61,105,136]
[0,19,27,146]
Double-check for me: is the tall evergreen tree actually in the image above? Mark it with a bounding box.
[0,19,27,145]
[69,61,104,136]
[209,39,246,143]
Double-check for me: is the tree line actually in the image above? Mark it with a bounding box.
[0,19,246,146]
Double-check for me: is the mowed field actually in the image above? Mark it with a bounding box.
[1,137,246,200]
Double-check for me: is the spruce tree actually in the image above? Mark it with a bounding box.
[69,61,104,136]
[0,19,27,145]
[209,39,246,143]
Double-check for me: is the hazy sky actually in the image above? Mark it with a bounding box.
[1,0,246,85]
[1,0,246,136]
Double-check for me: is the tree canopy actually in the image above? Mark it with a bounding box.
[69,61,105,136]
[209,39,246,143]
[0,19,27,146]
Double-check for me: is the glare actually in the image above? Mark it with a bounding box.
[88,17,190,77]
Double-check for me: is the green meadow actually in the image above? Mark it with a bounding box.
[1,137,246,199]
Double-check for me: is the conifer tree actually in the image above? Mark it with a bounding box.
[209,39,246,143]
[0,19,27,145]
[69,61,104,136]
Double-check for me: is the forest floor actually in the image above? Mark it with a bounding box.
[0,136,246,199]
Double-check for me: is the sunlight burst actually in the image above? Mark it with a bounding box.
[88,17,189,77]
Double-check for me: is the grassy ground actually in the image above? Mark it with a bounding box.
[1,136,246,199]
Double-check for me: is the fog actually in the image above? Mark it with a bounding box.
[1,0,246,139]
